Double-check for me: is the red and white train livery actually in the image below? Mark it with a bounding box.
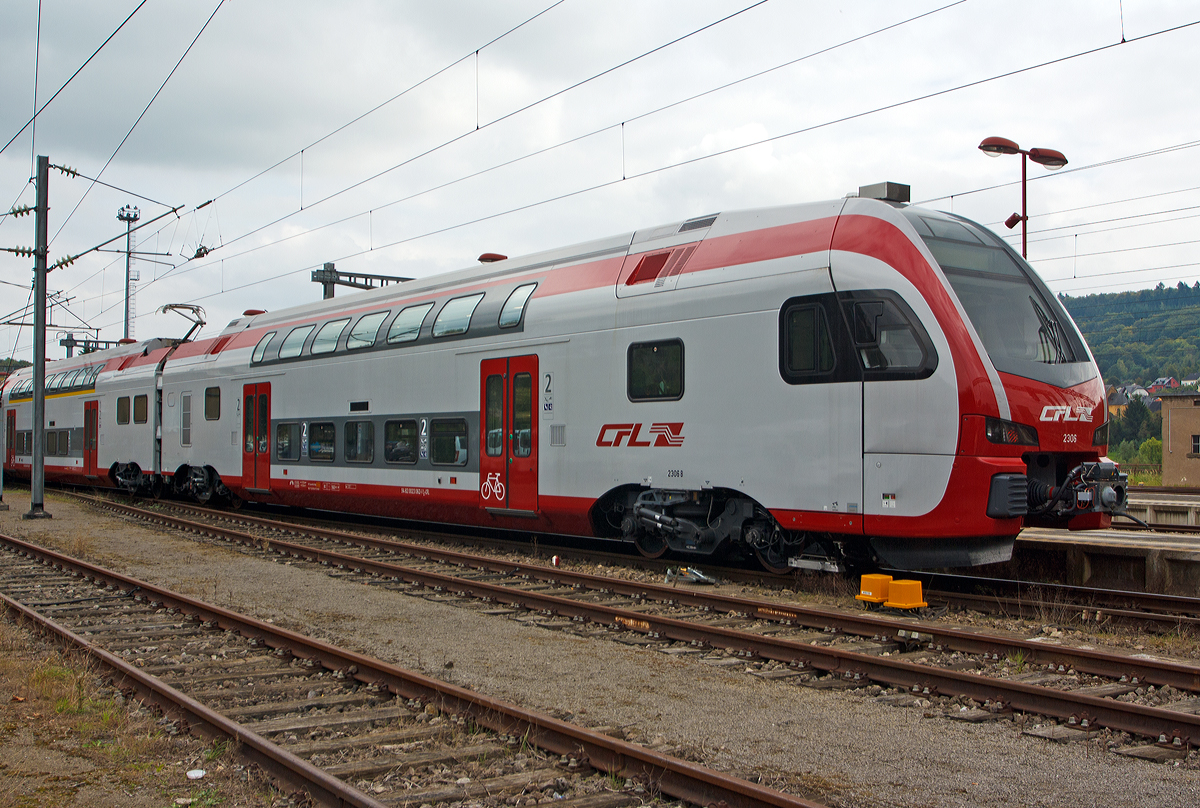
[2,184,1127,570]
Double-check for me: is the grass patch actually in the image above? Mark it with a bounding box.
[0,619,276,807]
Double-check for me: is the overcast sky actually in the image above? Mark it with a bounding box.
[1,0,1198,360]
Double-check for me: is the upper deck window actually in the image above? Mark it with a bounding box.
[432,294,484,338]
[499,284,536,328]
[387,303,434,344]
[348,311,389,350]
[251,331,276,363]
[278,325,314,359]
[311,318,350,355]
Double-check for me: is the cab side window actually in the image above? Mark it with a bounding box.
[784,305,835,375]
[840,291,937,381]
[627,340,683,401]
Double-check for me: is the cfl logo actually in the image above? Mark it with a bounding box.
[1039,405,1093,423]
[596,422,685,447]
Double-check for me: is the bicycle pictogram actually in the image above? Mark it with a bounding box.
[481,472,505,501]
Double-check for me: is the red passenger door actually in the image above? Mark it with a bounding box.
[241,383,272,492]
[5,409,14,468]
[83,401,98,477]
[479,355,538,514]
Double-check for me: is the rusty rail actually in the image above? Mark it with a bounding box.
[0,532,824,808]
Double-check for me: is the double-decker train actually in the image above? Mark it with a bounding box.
[2,183,1127,571]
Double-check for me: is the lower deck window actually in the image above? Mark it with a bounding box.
[384,420,417,464]
[309,422,335,462]
[276,423,300,460]
[134,394,148,424]
[430,419,468,465]
[58,430,69,456]
[117,396,130,424]
[45,431,57,455]
[345,421,374,463]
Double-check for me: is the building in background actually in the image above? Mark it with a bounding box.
[1158,389,1200,486]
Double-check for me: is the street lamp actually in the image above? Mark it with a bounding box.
[117,205,140,339]
[978,136,1067,258]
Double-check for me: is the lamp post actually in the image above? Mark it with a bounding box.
[978,136,1067,258]
[117,204,140,339]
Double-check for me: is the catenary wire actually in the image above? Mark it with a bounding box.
[215,0,569,202]
[49,0,226,245]
[20,15,1200,343]
[140,1,963,281]
[135,14,1200,304]
[0,1,150,157]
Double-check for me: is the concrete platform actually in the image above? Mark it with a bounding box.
[995,491,1200,594]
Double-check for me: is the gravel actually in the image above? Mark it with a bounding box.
[3,490,1199,808]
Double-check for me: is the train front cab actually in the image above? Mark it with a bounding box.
[899,207,1127,537]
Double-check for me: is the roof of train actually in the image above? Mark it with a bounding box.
[9,196,922,382]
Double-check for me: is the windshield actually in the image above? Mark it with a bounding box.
[903,210,1094,386]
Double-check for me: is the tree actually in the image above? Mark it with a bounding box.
[1137,437,1162,465]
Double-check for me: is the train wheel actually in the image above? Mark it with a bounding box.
[753,542,793,575]
[634,532,668,559]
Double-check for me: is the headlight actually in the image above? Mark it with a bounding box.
[1092,422,1109,446]
[985,416,1039,446]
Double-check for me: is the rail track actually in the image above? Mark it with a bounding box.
[106,492,1200,634]
[0,530,826,808]
[65,492,1200,755]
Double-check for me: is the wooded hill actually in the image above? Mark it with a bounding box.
[1059,282,1200,387]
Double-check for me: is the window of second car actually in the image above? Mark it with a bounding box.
[46,430,57,455]
[278,325,314,359]
[204,387,220,420]
[134,394,148,424]
[276,423,300,461]
[117,396,130,425]
[499,283,536,328]
[345,421,374,463]
[347,311,389,350]
[384,420,417,463]
[57,430,68,455]
[387,303,433,344]
[432,294,484,338]
[308,422,335,462]
[251,331,276,363]
[628,340,683,401]
[430,419,468,465]
[311,318,350,354]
